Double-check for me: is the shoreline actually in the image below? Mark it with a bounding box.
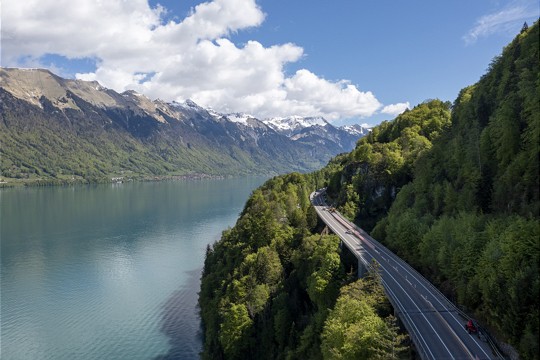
[0,173,243,188]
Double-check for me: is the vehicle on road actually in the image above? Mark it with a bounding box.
[465,320,478,334]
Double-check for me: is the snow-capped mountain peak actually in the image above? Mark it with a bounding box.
[263,116,330,135]
[224,113,254,125]
[340,124,371,137]
[170,99,204,110]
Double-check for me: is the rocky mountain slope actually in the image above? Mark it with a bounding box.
[263,116,370,156]
[0,68,368,184]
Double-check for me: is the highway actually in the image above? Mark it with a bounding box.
[310,190,501,360]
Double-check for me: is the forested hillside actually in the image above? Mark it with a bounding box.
[326,99,452,229]
[0,68,364,185]
[199,172,406,359]
[330,22,539,358]
[199,22,538,359]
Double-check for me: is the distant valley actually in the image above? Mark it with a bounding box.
[0,68,369,185]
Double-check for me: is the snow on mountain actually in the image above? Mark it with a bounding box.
[170,99,204,111]
[224,113,254,125]
[263,116,330,136]
[340,124,371,137]
[174,102,258,127]
[125,94,367,149]
[166,103,369,142]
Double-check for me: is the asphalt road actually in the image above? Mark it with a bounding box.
[310,190,499,360]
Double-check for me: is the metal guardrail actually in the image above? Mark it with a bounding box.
[343,216,506,360]
[360,256,432,359]
[311,191,506,359]
[315,204,432,359]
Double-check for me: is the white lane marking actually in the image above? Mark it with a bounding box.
[314,192,490,359]
[316,205,455,359]
[371,261,436,359]
[348,222,491,359]
[335,218,479,359]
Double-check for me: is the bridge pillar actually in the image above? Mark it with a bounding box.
[321,226,329,235]
[357,257,367,278]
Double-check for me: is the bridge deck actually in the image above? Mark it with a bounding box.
[311,190,500,360]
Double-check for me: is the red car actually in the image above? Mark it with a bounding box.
[465,319,478,334]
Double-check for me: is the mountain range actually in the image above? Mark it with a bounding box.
[0,68,369,184]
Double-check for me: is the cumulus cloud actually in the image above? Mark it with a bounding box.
[463,0,539,45]
[381,102,410,116]
[1,0,385,120]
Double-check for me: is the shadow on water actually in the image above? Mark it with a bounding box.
[154,268,204,360]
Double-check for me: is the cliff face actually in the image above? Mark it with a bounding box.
[326,99,452,230]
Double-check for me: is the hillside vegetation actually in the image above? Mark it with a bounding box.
[199,22,539,359]
[199,172,406,359]
[331,22,539,358]
[327,99,452,229]
[0,69,361,185]
[0,89,315,184]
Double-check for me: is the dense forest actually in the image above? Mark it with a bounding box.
[327,98,452,229]
[199,172,407,359]
[200,22,538,359]
[370,23,539,358]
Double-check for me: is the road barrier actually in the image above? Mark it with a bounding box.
[311,190,506,359]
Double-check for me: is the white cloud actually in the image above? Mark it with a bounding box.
[463,0,539,45]
[282,70,382,120]
[1,0,384,120]
[381,102,410,116]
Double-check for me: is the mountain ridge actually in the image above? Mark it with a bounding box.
[0,67,369,184]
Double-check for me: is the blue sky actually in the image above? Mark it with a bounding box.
[2,0,538,126]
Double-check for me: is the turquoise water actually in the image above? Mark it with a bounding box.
[0,178,267,360]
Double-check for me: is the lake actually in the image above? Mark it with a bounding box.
[0,177,267,360]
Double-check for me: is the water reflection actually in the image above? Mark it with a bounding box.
[1,177,267,360]
[154,269,204,360]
